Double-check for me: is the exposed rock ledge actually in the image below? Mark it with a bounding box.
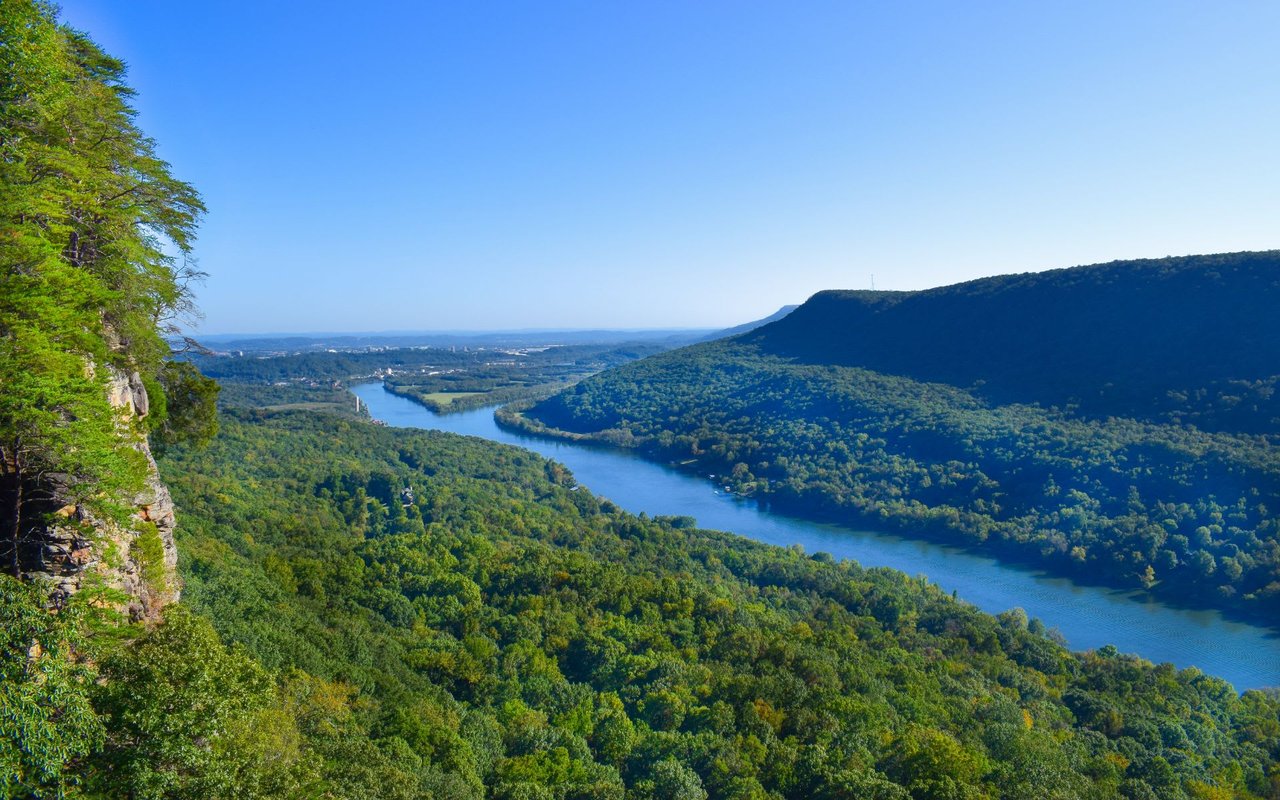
[28,368,179,622]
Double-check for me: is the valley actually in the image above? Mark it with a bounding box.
[518,255,1280,625]
[354,382,1280,691]
[4,3,1278,797]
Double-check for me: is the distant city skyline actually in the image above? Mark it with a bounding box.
[59,1,1280,334]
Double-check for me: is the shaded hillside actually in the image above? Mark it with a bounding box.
[741,252,1280,432]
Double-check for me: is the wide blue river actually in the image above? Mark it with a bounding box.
[352,383,1280,690]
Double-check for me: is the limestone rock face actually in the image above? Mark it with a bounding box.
[35,368,179,622]
[106,368,150,419]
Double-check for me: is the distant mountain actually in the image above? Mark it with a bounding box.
[695,304,799,343]
[739,251,1280,431]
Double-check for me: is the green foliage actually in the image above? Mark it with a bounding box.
[0,0,211,571]
[153,360,220,450]
[0,576,102,798]
[87,606,313,799]
[739,253,1280,432]
[150,408,1279,798]
[522,337,1280,621]
[215,381,365,417]
[130,521,168,595]
[3,8,1277,797]
[16,403,1274,797]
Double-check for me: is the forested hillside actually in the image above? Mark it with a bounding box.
[740,253,1280,432]
[4,3,1278,797]
[521,256,1280,622]
[149,409,1276,798]
[9,395,1280,796]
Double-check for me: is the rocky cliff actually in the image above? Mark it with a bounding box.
[22,368,178,622]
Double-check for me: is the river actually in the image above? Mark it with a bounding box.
[352,382,1280,690]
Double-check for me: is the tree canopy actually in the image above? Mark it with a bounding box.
[521,318,1280,622]
[0,0,212,573]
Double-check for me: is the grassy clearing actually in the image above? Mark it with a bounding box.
[420,391,484,406]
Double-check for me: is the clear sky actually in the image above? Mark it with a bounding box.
[57,1,1280,334]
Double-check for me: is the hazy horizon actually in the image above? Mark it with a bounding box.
[59,1,1280,334]
[194,325,720,341]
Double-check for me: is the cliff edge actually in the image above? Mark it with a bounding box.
[11,368,178,622]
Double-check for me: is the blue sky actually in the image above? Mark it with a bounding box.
[59,1,1280,334]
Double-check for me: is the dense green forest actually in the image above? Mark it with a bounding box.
[12,406,1271,797]
[4,4,1279,798]
[521,260,1280,622]
[211,381,365,420]
[739,253,1280,433]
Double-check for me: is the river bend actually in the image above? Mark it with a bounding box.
[352,383,1280,690]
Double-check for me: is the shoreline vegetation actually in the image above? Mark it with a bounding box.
[509,381,1280,629]
[510,256,1280,631]
[495,402,1280,631]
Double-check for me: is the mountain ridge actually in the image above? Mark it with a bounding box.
[738,251,1280,431]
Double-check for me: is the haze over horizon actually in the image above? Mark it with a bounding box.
[59,1,1280,335]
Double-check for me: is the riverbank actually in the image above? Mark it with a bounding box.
[354,382,1280,689]
[495,401,1280,634]
[384,379,575,415]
